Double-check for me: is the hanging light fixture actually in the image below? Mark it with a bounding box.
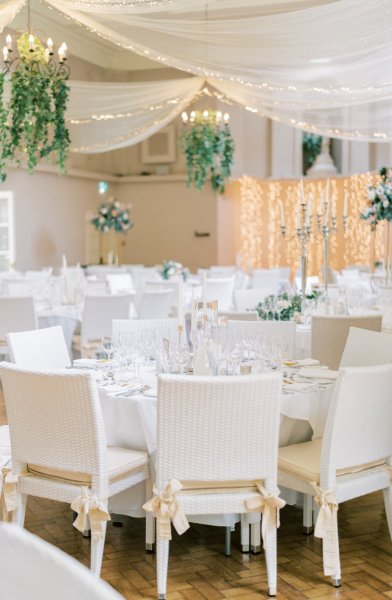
[0,0,71,181]
[180,106,234,194]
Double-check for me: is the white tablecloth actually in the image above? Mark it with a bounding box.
[295,325,311,359]
[100,373,333,519]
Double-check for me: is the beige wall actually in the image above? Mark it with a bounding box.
[0,168,113,270]
[115,178,218,272]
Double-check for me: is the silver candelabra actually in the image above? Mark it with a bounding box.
[316,203,347,292]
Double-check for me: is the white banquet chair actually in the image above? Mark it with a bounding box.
[311,314,382,370]
[136,288,174,319]
[113,318,179,341]
[249,269,280,293]
[146,373,284,598]
[0,523,123,600]
[0,363,150,576]
[228,320,297,358]
[234,288,273,311]
[0,296,37,358]
[278,364,392,588]
[204,277,235,310]
[339,327,392,368]
[86,266,128,280]
[7,325,71,369]
[144,279,181,316]
[107,273,134,295]
[80,294,134,357]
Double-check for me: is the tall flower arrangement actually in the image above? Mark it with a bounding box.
[360,167,392,230]
[91,198,133,233]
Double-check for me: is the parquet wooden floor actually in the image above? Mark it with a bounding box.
[2,394,392,599]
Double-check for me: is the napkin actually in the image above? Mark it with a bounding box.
[296,367,338,381]
[72,359,97,369]
[295,358,321,367]
[283,381,318,392]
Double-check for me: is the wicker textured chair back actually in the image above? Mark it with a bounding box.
[311,314,382,370]
[137,288,174,319]
[7,326,71,370]
[321,364,392,489]
[156,373,281,489]
[340,326,392,368]
[0,363,107,487]
[112,318,179,340]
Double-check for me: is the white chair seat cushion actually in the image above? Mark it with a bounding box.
[28,447,148,485]
[278,438,385,482]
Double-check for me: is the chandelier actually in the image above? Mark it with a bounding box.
[180,109,234,194]
[0,0,71,181]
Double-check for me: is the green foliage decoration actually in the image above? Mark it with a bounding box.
[91,197,133,234]
[0,33,70,181]
[255,291,320,321]
[302,132,322,174]
[179,111,234,193]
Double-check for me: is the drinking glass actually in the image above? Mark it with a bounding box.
[101,336,113,361]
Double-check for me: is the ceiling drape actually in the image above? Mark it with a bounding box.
[2,0,392,147]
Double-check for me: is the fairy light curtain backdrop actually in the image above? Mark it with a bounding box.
[226,173,386,275]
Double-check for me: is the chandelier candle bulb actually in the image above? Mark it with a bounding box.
[181,111,188,123]
[47,38,53,53]
[5,35,12,51]
[61,43,67,59]
[2,47,8,62]
[216,110,222,123]
[203,110,209,120]
[223,112,230,124]
[28,34,34,51]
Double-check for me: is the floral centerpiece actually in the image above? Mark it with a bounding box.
[360,167,392,230]
[255,291,319,322]
[161,260,188,281]
[91,198,133,233]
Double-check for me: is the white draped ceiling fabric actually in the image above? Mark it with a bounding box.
[2,0,392,149]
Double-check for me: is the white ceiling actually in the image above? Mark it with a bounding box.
[8,1,167,72]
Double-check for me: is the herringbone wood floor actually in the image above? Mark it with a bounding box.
[2,395,392,599]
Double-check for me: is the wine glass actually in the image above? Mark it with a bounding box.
[101,336,113,361]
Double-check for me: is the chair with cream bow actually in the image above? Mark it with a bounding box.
[278,364,392,588]
[311,314,382,370]
[144,373,284,598]
[0,523,123,600]
[0,363,150,576]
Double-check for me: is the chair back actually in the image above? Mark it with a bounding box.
[112,318,179,342]
[2,279,44,299]
[156,373,282,489]
[320,364,392,489]
[340,327,392,368]
[86,265,128,280]
[0,363,107,485]
[137,288,174,319]
[311,314,382,370]
[7,326,71,370]
[25,270,52,280]
[205,277,234,310]
[0,523,122,600]
[227,320,296,358]
[81,294,133,344]
[107,273,134,295]
[0,297,37,341]
[234,288,273,311]
[218,310,258,322]
[250,269,280,292]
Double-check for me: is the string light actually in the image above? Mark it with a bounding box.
[238,173,387,274]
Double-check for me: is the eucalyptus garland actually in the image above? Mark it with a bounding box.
[180,112,234,193]
[0,33,70,181]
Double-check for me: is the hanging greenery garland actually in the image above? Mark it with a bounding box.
[179,110,234,194]
[0,33,70,182]
[302,132,322,174]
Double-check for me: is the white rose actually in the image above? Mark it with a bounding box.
[368,189,376,201]
[383,200,389,208]
[100,207,108,215]
[99,216,105,224]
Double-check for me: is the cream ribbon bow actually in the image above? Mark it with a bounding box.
[310,481,339,576]
[0,468,19,516]
[143,479,190,541]
[71,487,111,541]
[244,482,286,547]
